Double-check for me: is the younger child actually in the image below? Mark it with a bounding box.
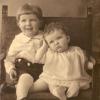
[4,3,46,100]
[30,22,95,100]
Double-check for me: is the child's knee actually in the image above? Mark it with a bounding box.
[16,73,34,100]
[18,73,34,83]
[17,73,34,92]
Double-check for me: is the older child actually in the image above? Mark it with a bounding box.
[4,3,46,100]
[30,22,95,100]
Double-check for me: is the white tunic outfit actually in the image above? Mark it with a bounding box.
[39,46,92,89]
[4,32,43,74]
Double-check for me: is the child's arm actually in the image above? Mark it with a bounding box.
[35,40,48,63]
[4,36,21,80]
[4,43,18,74]
[87,56,96,70]
[75,47,95,70]
[4,55,18,81]
[83,50,96,70]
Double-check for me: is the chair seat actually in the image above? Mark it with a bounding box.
[1,84,92,100]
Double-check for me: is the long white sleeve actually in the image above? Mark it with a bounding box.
[4,35,22,74]
[4,57,16,74]
[35,40,47,63]
[4,33,29,74]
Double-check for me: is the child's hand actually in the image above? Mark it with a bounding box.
[87,56,96,69]
[90,56,96,65]
[39,40,48,51]
[34,39,44,49]
[35,40,48,63]
[9,68,17,81]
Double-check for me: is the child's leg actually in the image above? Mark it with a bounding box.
[66,81,80,98]
[16,73,34,100]
[29,79,48,92]
[49,86,67,100]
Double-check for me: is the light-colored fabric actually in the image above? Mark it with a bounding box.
[30,78,48,92]
[49,85,66,100]
[34,78,79,99]
[4,32,43,74]
[40,46,92,89]
[16,73,33,100]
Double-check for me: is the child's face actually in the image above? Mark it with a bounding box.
[18,14,40,36]
[45,29,70,53]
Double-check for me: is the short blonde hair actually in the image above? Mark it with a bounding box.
[16,3,43,21]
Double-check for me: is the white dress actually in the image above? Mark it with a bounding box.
[39,46,92,89]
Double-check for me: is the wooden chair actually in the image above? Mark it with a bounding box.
[0,6,100,100]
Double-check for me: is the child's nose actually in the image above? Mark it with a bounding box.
[54,41,59,45]
[26,21,31,25]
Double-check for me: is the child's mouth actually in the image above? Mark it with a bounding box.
[55,46,62,51]
[26,28,33,30]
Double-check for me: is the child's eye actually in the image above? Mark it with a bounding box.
[30,19,37,22]
[49,40,53,44]
[21,19,26,22]
[57,36,62,40]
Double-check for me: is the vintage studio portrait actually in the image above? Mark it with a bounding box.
[0,0,100,100]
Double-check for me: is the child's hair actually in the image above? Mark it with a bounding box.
[44,22,70,37]
[16,3,43,21]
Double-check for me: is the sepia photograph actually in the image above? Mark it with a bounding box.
[0,0,100,100]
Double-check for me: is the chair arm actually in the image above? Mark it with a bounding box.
[92,59,100,100]
[0,53,6,85]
